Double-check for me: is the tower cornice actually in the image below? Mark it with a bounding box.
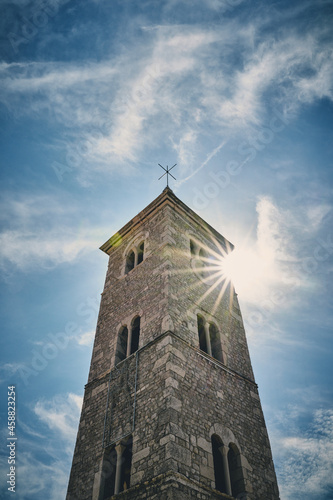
[100,187,234,255]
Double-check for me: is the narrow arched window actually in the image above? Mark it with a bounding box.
[120,435,133,492]
[190,239,198,257]
[200,248,213,281]
[197,315,207,353]
[125,241,145,274]
[125,250,135,274]
[209,323,223,362]
[228,443,245,497]
[199,247,207,264]
[100,446,117,499]
[100,436,133,498]
[199,248,210,279]
[115,326,128,364]
[211,434,226,493]
[130,316,140,354]
[137,242,144,265]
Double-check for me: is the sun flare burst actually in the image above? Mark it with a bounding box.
[219,248,264,297]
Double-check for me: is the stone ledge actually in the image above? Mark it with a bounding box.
[106,470,235,500]
[85,330,257,390]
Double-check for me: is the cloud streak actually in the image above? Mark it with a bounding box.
[1,10,332,176]
[0,194,106,273]
[34,392,82,447]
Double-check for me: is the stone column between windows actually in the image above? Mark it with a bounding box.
[134,249,138,267]
[126,326,132,358]
[114,443,126,495]
[204,323,212,356]
[219,444,232,497]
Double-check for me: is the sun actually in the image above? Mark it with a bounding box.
[173,236,265,314]
[220,247,263,297]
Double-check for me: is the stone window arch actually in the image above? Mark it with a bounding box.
[197,314,208,353]
[115,326,128,364]
[100,435,133,498]
[124,241,145,274]
[190,238,199,257]
[211,434,246,498]
[197,314,223,362]
[189,237,218,283]
[199,247,208,275]
[137,241,144,264]
[100,445,117,499]
[228,442,246,497]
[211,434,227,493]
[125,250,135,274]
[209,323,224,362]
[115,316,140,364]
[118,435,133,493]
[130,316,140,354]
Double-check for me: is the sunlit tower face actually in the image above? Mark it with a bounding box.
[185,236,237,316]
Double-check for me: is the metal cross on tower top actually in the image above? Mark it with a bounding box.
[158,163,177,188]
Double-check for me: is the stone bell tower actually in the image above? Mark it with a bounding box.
[66,187,279,500]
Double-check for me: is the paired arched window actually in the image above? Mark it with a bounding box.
[190,238,218,281]
[190,239,207,274]
[125,241,145,274]
[211,434,245,498]
[100,435,133,498]
[115,316,140,364]
[197,315,224,362]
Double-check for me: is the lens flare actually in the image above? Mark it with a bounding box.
[220,248,263,296]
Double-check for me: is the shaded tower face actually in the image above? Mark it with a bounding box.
[67,188,280,500]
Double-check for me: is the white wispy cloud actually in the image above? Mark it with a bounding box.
[224,196,300,304]
[228,194,332,303]
[76,330,95,346]
[0,229,97,271]
[0,450,70,500]
[34,393,82,445]
[0,194,106,272]
[271,408,333,500]
[305,204,332,232]
[1,13,332,175]
[0,391,82,499]
[218,194,333,346]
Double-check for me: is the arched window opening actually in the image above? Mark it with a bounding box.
[197,315,207,353]
[211,434,226,493]
[210,323,223,363]
[125,250,135,274]
[137,242,144,265]
[100,436,133,498]
[228,443,245,498]
[130,316,140,354]
[190,239,198,257]
[115,326,128,364]
[119,435,133,492]
[100,446,117,499]
[199,247,207,262]
[199,248,208,277]
[125,241,145,274]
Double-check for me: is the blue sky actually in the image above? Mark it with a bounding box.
[1,0,333,498]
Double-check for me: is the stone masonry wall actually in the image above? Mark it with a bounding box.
[67,331,279,500]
